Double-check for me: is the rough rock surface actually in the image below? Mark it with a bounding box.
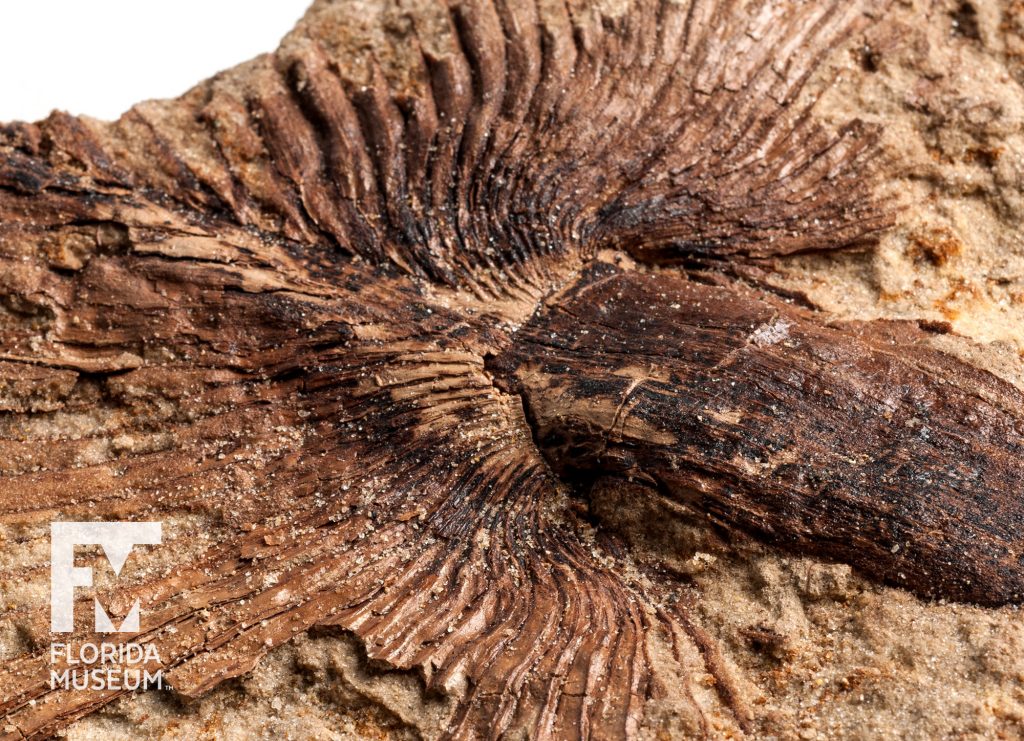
[0,0,1022,739]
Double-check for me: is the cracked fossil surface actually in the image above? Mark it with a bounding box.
[1,0,1023,738]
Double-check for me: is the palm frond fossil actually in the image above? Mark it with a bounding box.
[1,0,1022,737]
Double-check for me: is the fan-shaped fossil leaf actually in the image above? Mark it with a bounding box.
[0,0,1021,738]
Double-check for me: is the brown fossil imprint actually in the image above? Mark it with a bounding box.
[0,0,1022,737]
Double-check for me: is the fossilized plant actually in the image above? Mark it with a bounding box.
[1,0,1022,737]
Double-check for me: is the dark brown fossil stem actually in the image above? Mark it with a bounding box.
[494,262,1024,606]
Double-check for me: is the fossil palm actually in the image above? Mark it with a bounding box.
[1,0,1022,738]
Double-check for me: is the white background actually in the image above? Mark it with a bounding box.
[0,1,311,123]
